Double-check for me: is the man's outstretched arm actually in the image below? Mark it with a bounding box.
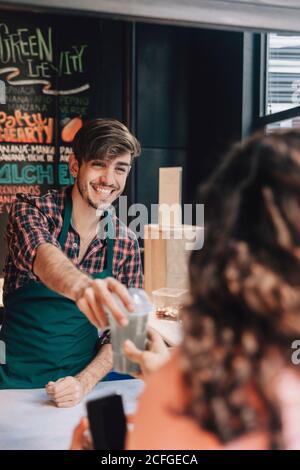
[34,243,133,328]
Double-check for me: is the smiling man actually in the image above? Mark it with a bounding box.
[0,119,143,406]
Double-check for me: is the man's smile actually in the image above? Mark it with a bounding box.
[90,183,116,197]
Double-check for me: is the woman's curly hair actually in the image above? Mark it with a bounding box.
[181,130,300,449]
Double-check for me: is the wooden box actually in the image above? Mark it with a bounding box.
[144,224,202,294]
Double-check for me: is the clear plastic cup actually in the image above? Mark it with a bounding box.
[107,288,153,375]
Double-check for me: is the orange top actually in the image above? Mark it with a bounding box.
[126,349,300,450]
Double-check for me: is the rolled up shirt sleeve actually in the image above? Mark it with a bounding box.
[6,197,60,275]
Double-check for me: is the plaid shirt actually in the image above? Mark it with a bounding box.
[3,186,143,298]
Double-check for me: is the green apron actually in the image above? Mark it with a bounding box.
[0,189,114,389]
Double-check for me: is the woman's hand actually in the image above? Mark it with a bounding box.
[70,415,135,450]
[46,376,85,408]
[123,328,171,379]
[70,417,93,450]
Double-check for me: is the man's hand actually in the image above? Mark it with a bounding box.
[46,376,85,408]
[46,344,113,407]
[123,328,171,379]
[76,277,134,329]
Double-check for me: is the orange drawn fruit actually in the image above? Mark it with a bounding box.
[61,117,83,142]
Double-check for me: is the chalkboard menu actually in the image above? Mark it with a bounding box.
[0,12,102,274]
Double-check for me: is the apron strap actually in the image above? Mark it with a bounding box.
[58,187,72,248]
[104,211,115,273]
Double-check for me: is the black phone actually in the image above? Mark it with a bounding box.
[86,393,127,450]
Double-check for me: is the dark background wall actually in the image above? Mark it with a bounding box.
[134,24,254,212]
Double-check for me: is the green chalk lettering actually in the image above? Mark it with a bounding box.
[0,163,53,184]
[36,27,52,62]
[59,163,74,185]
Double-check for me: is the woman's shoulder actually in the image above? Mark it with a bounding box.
[126,349,220,450]
[126,349,271,450]
[145,348,183,386]
[138,348,191,412]
[274,367,300,450]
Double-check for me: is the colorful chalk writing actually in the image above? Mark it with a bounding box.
[0,110,54,143]
[0,164,54,184]
[58,163,74,186]
[0,12,97,274]
[0,23,88,79]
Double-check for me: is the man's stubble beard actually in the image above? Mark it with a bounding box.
[76,178,98,210]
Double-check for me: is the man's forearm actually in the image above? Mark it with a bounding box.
[75,344,113,394]
[33,243,92,301]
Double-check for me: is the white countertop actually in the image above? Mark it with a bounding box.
[0,379,144,450]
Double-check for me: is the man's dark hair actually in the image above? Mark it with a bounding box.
[72,118,141,165]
